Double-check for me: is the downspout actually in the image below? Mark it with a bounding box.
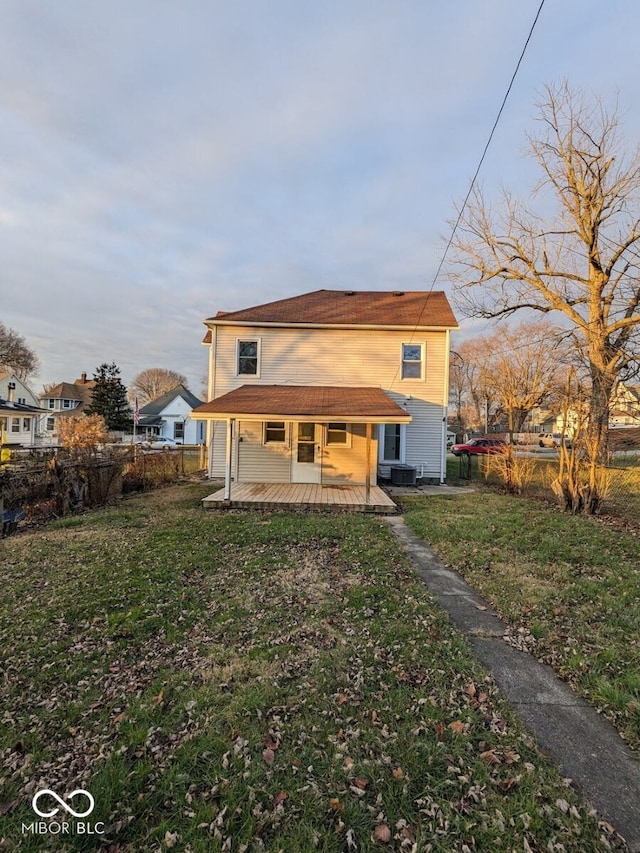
[224,418,234,500]
[441,329,451,485]
[207,326,217,478]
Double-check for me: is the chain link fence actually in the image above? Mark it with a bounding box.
[452,449,640,525]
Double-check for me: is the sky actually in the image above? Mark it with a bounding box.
[2,0,640,396]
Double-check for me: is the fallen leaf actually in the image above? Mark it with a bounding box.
[262,748,275,765]
[392,767,404,780]
[449,720,465,734]
[330,797,344,813]
[353,777,369,790]
[164,830,179,848]
[372,823,391,843]
[273,790,288,806]
[480,749,501,765]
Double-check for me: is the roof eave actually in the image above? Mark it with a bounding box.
[204,319,459,332]
[192,411,412,424]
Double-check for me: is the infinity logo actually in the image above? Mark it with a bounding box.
[32,789,95,819]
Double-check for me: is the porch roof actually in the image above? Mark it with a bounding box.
[192,385,412,424]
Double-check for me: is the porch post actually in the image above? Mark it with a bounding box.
[224,418,234,500]
[365,422,372,504]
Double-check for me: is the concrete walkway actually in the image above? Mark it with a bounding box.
[385,515,640,852]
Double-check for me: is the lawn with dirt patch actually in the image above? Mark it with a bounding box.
[0,484,627,851]
[402,489,640,754]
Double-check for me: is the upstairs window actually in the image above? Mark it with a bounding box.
[237,340,260,376]
[401,343,424,380]
[48,399,55,409]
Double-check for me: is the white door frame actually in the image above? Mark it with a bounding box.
[291,422,322,483]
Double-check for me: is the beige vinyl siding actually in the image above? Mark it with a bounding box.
[237,422,290,482]
[321,424,377,485]
[208,325,449,480]
[213,326,447,403]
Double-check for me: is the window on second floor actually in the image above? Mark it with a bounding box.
[48,399,55,409]
[237,339,260,376]
[401,343,424,379]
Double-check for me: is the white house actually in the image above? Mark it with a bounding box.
[193,289,458,501]
[0,378,44,449]
[139,385,206,444]
[0,371,40,408]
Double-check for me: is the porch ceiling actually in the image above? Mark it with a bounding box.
[193,385,412,424]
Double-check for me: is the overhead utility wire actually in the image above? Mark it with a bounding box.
[414,0,547,326]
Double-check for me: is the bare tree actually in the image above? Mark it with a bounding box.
[453,338,502,434]
[451,82,640,510]
[481,321,565,437]
[129,368,188,406]
[0,321,39,380]
[452,321,564,438]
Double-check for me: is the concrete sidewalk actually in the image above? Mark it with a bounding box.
[385,515,640,852]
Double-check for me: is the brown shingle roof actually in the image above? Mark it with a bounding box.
[206,289,457,329]
[193,385,411,423]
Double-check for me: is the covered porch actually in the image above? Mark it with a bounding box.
[192,384,411,509]
[202,481,398,513]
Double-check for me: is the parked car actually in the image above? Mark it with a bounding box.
[451,438,507,456]
[538,433,572,449]
[143,436,182,449]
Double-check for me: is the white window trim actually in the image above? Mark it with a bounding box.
[400,341,425,381]
[325,422,352,447]
[235,338,262,378]
[379,423,406,464]
[263,421,287,444]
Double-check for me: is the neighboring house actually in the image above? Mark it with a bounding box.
[38,373,96,443]
[0,373,45,448]
[0,371,41,408]
[0,397,43,448]
[137,385,206,444]
[193,289,458,489]
[610,383,640,428]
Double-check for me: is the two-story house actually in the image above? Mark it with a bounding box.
[38,373,96,443]
[0,371,43,448]
[193,289,458,507]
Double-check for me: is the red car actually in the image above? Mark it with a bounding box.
[451,438,507,456]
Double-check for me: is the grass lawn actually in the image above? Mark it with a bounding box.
[402,488,640,754]
[0,483,626,852]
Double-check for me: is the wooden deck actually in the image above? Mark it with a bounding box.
[202,482,398,513]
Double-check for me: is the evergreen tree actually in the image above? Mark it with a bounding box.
[87,363,131,431]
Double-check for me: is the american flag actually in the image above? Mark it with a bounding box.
[134,398,140,426]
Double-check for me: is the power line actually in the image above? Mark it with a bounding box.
[430,0,547,293]
[390,0,547,391]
